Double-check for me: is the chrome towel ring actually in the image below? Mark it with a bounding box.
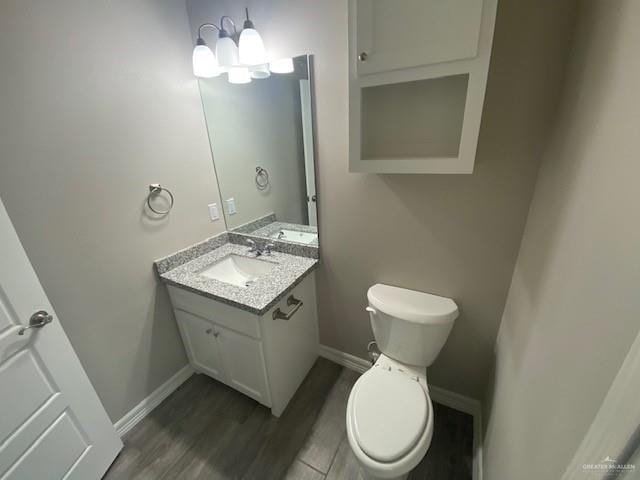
[255,166,270,190]
[147,183,174,215]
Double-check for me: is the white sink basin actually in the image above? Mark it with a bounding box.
[271,229,317,244]
[198,254,277,288]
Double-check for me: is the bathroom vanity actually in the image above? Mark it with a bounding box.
[154,53,322,417]
[155,236,319,417]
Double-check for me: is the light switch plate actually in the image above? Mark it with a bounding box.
[226,198,237,215]
[208,203,219,221]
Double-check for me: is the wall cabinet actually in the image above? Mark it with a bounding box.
[349,0,498,174]
[168,273,319,417]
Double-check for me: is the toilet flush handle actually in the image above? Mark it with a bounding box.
[365,306,377,315]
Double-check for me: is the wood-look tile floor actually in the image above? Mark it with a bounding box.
[104,358,473,480]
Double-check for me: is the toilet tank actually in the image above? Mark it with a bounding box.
[367,284,458,367]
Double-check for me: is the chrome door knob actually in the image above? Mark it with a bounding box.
[18,310,53,335]
[358,51,368,61]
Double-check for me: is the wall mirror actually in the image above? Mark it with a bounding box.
[198,54,318,247]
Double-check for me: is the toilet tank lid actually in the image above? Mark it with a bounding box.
[367,284,458,325]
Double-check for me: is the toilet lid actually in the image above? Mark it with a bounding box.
[352,368,428,462]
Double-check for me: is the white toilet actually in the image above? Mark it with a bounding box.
[346,284,459,480]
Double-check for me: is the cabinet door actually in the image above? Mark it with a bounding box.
[216,325,271,406]
[355,0,484,76]
[175,309,226,383]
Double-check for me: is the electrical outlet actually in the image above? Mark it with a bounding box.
[208,203,219,221]
[226,198,237,215]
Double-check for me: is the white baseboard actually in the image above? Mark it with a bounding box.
[114,365,193,437]
[318,344,483,480]
[319,344,371,373]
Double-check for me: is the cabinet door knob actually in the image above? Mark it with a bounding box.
[358,51,368,62]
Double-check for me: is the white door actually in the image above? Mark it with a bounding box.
[0,198,122,479]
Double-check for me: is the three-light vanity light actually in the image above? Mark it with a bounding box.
[192,8,294,83]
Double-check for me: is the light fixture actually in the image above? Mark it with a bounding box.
[228,66,252,84]
[238,8,267,66]
[215,17,239,71]
[269,58,294,74]
[192,38,220,78]
[194,10,277,84]
[250,64,271,79]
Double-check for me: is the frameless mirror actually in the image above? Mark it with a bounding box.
[198,55,318,247]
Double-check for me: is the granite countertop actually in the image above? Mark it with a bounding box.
[158,242,318,315]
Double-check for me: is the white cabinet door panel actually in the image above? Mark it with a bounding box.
[356,0,483,75]
[216,326,270,406]
[175,309,226,383]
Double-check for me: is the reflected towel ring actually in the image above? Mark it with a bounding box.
[147,184,174,215]
[255,166,270,190]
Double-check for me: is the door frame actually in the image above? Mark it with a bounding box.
[561,326,640,479]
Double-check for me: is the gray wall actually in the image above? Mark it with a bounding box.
[187,0,578,398]
[199,74,307,228]
[0,0,223,422]
[483,1,640,478]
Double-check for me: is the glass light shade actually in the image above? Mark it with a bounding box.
[228,67,251,84]
[238,28,267,66]
[192,44,220,78]
[215,36,239,70]
[269,57,294,74]
[249,63,271,79]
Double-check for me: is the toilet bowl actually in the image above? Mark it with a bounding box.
[346,355,434,480]
[346,284,458,480]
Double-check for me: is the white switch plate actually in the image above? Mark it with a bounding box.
[226,198,237,215]
[208,203,219,221]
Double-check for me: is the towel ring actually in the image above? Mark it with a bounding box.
[147,184,174,215]
[255,166,270,191]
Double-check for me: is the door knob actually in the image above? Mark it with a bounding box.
[358,51,368,62]
[18,310,53,335]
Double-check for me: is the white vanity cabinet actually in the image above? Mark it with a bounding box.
[349,0,498,174]
[167,272,319,417]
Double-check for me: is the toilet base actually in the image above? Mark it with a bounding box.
[358,466,408,480]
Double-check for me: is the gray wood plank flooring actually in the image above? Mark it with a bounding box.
[104,358,472,480]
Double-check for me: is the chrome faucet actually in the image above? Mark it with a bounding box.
[247,239,275,256]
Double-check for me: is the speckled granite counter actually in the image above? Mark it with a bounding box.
[156,241,317,315]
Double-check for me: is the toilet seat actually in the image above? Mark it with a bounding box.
[352,367,428,462]
[346,360,434,479]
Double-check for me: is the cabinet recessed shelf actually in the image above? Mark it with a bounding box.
[348,0,498,174]
[361,74,468,161]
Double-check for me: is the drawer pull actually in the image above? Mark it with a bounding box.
[273,295,303,321]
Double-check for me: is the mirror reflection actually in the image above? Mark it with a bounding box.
[198,55,318,246]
